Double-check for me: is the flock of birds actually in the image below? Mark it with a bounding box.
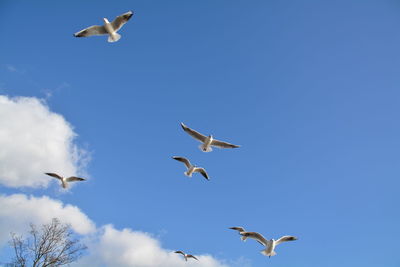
[43,11,298,262]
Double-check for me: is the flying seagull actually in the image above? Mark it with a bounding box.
[239,231,297,257]
[74,11,133,42]
[174,251,199,262]
[45,173,86,189]
[172,156,209,180]
[180,122,240,152]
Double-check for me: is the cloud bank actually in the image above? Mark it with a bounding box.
[0,194,95,244]
[0,194,229,267]
[0,95,88,188]
[76,225,228,267]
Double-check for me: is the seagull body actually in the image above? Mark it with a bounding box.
[172,156,209,180]
[239,231,297,257]
[180,123,240,152]
[174,251,199,262]
[74,11,133,42]
[45,173,86,189]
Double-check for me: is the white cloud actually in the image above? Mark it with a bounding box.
[0,194,96,244]
[6,65,17,72]
[76,225,228,267]
[0,95,88,188]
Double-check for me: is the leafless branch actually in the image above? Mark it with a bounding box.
[8,218,86,267]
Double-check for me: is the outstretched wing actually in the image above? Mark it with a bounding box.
[66,176,86,182]
[174,251,185,256]
[229,226,246,233]
[181,123,207,142]
[186,254,199,261]
[172,156,191,168]
[211,139,240,149]
[194,167,209,180]
[74,25,107,37]
[45,172,62,180]
[187,254,199,261]
[245,232,269,246]
[111,11,134,32]
[275,235,297,245]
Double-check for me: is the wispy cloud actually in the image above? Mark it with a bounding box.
[41,82,70,100]
[4,65,25,74]
[6,65,17,72]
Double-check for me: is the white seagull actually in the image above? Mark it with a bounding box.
[239,231,297,257]
[180,122,240,152]
[74,11,133,42]
[172,156,209,180]
[45,172,86,189]
[174,251,199,262]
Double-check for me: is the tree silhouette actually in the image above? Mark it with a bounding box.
[8,218,86,267]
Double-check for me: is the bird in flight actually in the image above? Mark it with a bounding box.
[172,156,209,180]
[238,231,298,257]
[174,251,199,261]
[180,122,240,152]
[74,11,133,42]
[45,172,86,189]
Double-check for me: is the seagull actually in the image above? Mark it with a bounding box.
[180,123,240,152]
[172,156,209,180]
[174,251,199,262]
[239,231,297,257]
[45,173,86,189]
[74,11,133,42]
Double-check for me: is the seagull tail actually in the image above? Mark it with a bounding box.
[108,33,121,42]
[199,144,212,152]
[241,236,247,241]
[260,249,276,257]
[184,171,192,177]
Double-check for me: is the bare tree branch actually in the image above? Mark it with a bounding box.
[7,218,86,267]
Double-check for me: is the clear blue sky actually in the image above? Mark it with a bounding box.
[1,0,400,266]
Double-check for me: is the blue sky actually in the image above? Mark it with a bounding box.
[1,0,400,266]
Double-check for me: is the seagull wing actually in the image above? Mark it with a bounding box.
[66,176,86,182]
[111,11,134,32]
[187,255,199,261]
[181,123,207,142]
[194,167,209,180]
[45,173,62,180]
[172,156,191,168]
[211,139,240,149]
[229,227,246,233]
[174,251,185,256]
[275,235,298,245]
[74,25,107,37]
[245,232,269,246]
